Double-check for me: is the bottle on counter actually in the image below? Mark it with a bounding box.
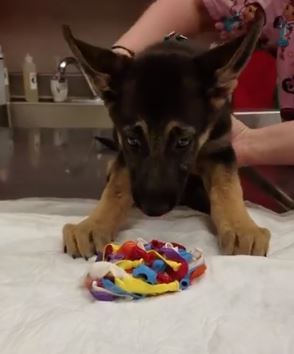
[3,62,9,101]
[4,67,10,101]
[0,45,9,126]
[23,53,39,102]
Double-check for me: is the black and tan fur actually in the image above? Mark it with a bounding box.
[63,10,271,258]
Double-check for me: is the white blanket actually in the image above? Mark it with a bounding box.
[0,199,294,354]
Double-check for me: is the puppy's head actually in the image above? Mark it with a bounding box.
[63,12,263,216]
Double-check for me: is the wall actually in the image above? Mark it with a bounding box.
[0,0,150,73]
[0,0,151,198]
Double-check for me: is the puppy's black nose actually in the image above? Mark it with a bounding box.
[141,202,172,217]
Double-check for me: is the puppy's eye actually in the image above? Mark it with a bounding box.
[127,137,141,148]
[176,137,192,148]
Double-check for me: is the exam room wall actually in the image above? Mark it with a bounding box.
[0,0,150,73]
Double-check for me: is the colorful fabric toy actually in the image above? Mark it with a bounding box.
[84,239,207,301]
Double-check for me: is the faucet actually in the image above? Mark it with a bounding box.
[53,56,101,102]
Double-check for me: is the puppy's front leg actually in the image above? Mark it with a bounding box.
[63,156,133,259]
[200,147,270,256]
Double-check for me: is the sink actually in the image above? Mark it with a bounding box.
[7,98,282,129]
[9,98,112,129]
[67,97,104,104]
[235,110,282,128]
[7,73,282,129]
[11,97,104,105]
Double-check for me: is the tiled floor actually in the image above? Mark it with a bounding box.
[0,128,293,213]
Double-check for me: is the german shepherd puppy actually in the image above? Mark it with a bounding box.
[62,10,270,259]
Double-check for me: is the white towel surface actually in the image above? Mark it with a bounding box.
[0,198,293,354]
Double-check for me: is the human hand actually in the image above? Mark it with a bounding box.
[231,117,252,166]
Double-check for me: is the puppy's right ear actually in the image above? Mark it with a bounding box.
[62,25,132,100]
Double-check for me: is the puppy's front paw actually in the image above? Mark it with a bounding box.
[63,219,114,259]
[219,224,270,256]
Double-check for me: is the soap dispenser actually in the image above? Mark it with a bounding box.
[51,57,68,102]
[51,73,68,102]
[23,54,39,102]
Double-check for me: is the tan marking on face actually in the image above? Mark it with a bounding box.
[165,120,212,154]
[198,129,211,150]
[117,132,123,147]
[135,120,148,135]
[197,121,217,150]
[164,120,183,136]
[164,120,196,145]
[134,120,150,144]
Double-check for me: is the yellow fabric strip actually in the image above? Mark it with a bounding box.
[115,276,180,295]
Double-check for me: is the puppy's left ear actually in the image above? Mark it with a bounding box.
[197,7,265,106]
[62,25,132,101]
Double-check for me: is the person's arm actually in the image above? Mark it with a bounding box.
[233,118,294,166]
[113,0,213,55]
